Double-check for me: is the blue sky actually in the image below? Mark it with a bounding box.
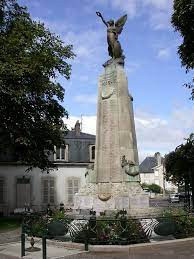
[19,0,194,161]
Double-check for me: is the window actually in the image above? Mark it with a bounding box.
[155,170,159,177]
[0,178,5,204]
[55,145,68,161]
[67,178,80,204]
[42,177,55,204]
[16,177,30,208]
[89,145,95,162]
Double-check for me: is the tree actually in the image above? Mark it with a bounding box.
[141,183,162,194]
[149,184,162,194]
[0,0,75,171]
[171,0,194,98]
[165,134,194,208]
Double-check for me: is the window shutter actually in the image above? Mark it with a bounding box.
[43,179,48,204]
[67,178,80,204]
[61,146,65,160]
[67,179,73,203]
[0,178,4,204]
[74,179,79,194]
[92,146,95,160]
[56,147,60,159]
[49,178,55,203]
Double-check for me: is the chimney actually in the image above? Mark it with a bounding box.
[154,152,161,166]
[75,120,81,136]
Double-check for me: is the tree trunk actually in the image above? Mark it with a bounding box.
[191,169,194,209]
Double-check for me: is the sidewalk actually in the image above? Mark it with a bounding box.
[0,238,194,258]
[65,238,194,259]
[0,241,85,259]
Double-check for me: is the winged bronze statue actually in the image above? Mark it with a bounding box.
[96,12,127,60]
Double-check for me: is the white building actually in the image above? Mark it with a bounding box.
[0,122,178,216]
[139,152,177,193]
[0,121,95,216]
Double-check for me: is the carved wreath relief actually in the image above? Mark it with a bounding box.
[101,72,117,100]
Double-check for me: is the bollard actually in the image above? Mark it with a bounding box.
[42,236,47,259]
[21,233,25,257]
[84,224,89,251]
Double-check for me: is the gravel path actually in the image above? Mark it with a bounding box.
[0,228,21,244]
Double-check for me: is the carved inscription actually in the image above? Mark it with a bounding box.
[101,72,117,100]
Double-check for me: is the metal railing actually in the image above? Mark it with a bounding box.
[20,210,194,258]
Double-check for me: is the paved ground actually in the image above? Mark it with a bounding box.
[0,241,85,259]
[64,240,194,259]
[149,198,185,208]
[0,228,20,244]
[0,238,194,258]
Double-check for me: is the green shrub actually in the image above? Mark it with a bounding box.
[161,208,194,238]
[141,183,162,193]
[24,210,71,238]
[149,184,162,193]
[89,217,149,245]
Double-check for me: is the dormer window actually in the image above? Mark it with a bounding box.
[89,145,95,162]
[55,145,68,161]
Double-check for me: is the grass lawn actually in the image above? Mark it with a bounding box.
[0,217,21,232]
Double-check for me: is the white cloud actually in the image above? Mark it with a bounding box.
[62,29,105,65]
[79,75,89,82]
[148,10,172,30]
[64,115,96,135]
[157,47,171,59]
[144,0,173,30]
[143,0,173,11]
[74,94,97,104]
[126,62,141,74]
[111,0,138,18]
[64,105,194,162]
[94,0,173,30]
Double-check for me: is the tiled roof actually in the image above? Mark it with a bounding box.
[64,130,96,140]
[139,156,157,173]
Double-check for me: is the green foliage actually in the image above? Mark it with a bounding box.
[0,217,21,231]
[141,183,149,189]
[154,220,177,236]
[171,0,194,97]
[92,217,148,245]
[27,215,48,237]
[24,210,71,238]
[49,210,71,236]
[161,208,194,238]
[71,212,149,245]
[51,210,68,221]
[0,0,75,171]
[148,184,162,194]
[165,133,194,185]
[141,183,162,193]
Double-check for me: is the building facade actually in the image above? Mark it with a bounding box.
[139,152,177,193]
[0,123,178,215]
[0,121,95,215]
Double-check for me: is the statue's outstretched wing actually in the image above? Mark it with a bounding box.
[115,14,127,34]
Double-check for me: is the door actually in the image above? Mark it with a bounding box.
[16,178,31,208]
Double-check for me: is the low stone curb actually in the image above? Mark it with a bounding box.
[28,236,194,252]
[88,236,194,252]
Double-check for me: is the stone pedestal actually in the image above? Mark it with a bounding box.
[74,60,149,215]
[74,182,149,215]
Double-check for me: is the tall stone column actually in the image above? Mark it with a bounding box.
[95,62,139,186]
[74,60,149,215]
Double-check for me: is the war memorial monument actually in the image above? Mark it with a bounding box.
[74,12,149,215]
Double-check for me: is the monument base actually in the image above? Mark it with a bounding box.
[74,182,151,216]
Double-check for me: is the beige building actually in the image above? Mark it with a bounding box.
[0,121,95,216]
[139,152,177,193]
